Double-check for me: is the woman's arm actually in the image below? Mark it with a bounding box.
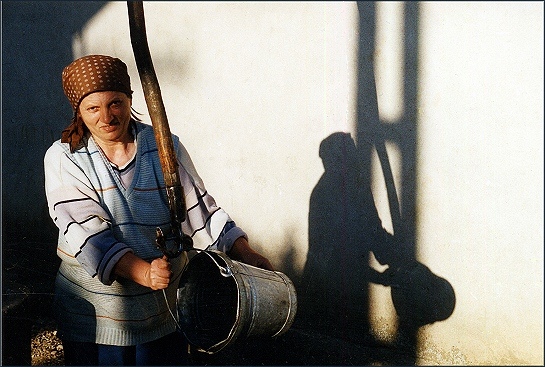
[44,143,132,285]
[228,236,274,271]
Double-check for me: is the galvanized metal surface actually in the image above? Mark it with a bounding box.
[177,250,297,354]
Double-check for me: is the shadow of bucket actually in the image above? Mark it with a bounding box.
[176,250,297,354]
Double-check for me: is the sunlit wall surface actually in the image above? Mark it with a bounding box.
[415,2,544,364]
[70,1,543,364]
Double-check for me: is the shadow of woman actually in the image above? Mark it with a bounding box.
[297,132,396,345]
[296,132,456,362]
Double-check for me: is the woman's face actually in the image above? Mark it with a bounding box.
[78,91,133,144]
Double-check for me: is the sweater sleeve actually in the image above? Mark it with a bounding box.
[44,142,132,285]
[173,137,247,253]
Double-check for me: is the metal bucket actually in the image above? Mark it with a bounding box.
[176,250,297,354]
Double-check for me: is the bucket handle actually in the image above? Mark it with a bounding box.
[193,249,233,277]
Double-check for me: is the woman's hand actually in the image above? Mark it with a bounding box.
[228,237,274,271]
[114,252,172,290]
[145,256,172,290]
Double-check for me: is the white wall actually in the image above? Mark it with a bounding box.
[75,1,543,364]
[415,2,544,364]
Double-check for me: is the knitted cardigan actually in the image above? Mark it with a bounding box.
[44,121,246,345]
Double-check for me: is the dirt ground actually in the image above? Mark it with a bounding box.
[31,319,64,366]
[27,320,412,366]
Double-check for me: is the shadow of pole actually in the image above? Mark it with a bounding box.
[356,2,456,363]
[355,1,419,362]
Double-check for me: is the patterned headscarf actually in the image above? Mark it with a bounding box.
[61,55,133,151]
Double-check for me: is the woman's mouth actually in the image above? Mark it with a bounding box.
[102,121,120,132]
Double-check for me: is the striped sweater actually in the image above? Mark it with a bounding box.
[44,121,246,346]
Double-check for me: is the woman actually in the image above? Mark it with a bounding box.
[44,54,273,365]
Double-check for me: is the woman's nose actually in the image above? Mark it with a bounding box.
[100,108,114,123]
